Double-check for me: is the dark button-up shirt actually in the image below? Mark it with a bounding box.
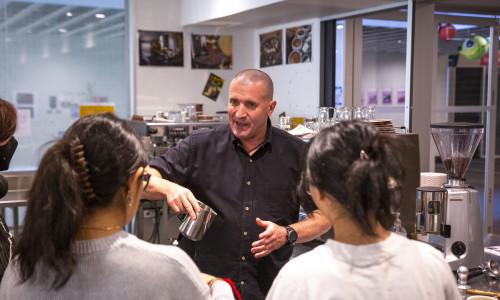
[150,120,305,300]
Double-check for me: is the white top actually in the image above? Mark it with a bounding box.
[266,233,461,300]
[0,231,234,300]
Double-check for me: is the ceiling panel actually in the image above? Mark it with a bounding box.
[0,1,125,37]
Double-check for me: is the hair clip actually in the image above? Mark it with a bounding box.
[69,144,97,200]
[360,150,369,160]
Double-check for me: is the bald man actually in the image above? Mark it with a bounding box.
[143,69,331,300]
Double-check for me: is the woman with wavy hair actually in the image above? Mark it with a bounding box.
[0,113,233,299]
[267,120,459,300]
[0,98,18,282]
[0,98,18,170]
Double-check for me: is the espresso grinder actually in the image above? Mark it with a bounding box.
[416,123,484,270]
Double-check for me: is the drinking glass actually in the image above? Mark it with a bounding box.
[353,107,365,120]
[304,117,316,130]
[280,116,293,131]
[364,106,376,120]
[314,107,329,131]
[186,105,197,121]
[389,212,407,237]
[318,107,330,123]
[338,107,352,121]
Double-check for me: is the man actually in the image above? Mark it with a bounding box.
[143,69,331,299]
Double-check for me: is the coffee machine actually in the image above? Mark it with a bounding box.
[416,122,484,270]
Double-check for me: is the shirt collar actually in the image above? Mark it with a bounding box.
[231,118,273,151]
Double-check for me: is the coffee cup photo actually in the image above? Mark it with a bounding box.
[288,51,302,64]
[292,37,303,51]
[286,24,312,65]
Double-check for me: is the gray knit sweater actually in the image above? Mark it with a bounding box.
[0,231,233,299]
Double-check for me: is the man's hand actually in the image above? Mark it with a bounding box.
[251,218,287,258]
[142,167,200,220]
[163,180,200,220]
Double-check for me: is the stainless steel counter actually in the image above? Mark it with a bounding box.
[462,234,500,298]
[461,273,500,299]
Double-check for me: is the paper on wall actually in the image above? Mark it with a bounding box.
[15,109,31,137]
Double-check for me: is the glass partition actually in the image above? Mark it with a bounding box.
[433,14,499,233]
[361,16,407,128]
[0,0,128,170]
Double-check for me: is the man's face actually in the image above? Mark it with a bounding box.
[227,79,276,143]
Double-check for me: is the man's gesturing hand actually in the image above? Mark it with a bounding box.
[251,218,287,258]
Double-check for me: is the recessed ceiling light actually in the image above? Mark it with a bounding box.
[95,13,106,19]
[58,28,67,33]
[337,25,344,30]
[66,12,72,17]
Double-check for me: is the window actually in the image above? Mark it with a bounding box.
[0,0,128,170]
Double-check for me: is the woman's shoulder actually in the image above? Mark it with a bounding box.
[397,235,446,259]
[76,231,196,270]
[280,244,332,274]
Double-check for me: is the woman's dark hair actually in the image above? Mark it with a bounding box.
[0,98,17,142]
[14,113,148,289]
[300,120,404,236]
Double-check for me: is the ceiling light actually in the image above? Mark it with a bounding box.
[66,12,72,17]
[337,25,344,30]
[95,14,106,19]
[58,28,67,33]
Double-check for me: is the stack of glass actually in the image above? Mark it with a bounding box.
[310,106,376,132]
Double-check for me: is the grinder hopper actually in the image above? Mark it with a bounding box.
[430,123,484,186]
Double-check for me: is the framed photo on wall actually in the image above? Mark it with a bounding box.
[191,34,232,69]
[397,88,405,105]
[138,30,184,66]
[368,89,378,105]
[259,30,282,68]
[382,88,392,105]
[285,24,312,64]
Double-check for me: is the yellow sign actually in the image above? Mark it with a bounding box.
[79,103,115,118]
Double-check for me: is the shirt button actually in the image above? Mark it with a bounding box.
[242,256,246,261]
[241,281,245,285]
[249,159,253,163]
[243,231,248,236]
[246,181,251,185]
[245,206,249,211]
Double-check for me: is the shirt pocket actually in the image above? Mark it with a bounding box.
[264,183,296,220]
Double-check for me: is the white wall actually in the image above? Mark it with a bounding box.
[254,19,321,123]
[133,0,322,125]
[133,0,253,118]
